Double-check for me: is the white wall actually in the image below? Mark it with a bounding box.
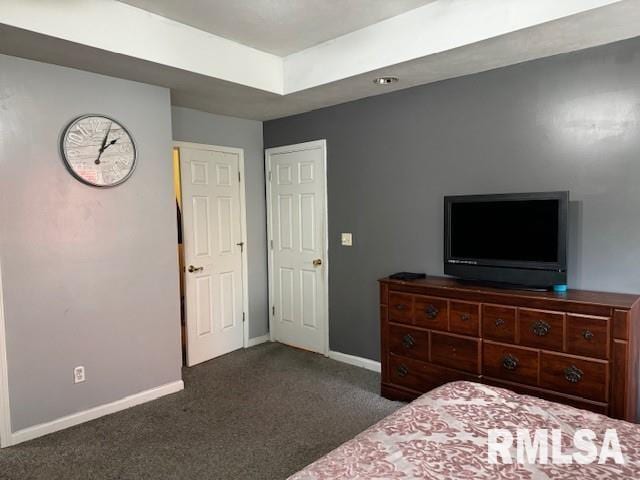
[0,57,270,446]
[0,54,183,434]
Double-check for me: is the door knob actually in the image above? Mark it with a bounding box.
[313,258,322,267]
[188,265,204,273]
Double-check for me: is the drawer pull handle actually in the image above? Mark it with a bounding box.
[394,304,407,311]
[564,365,584,384]
[502,354,519,371]
[495,318,505,327]
[402,334,415,348]
[460,313,471,321]
[582,329,594,341]
[425,305,439,319]
[397,365,409,377]
[532,320,551,337]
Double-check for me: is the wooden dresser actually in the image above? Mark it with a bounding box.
[380,276,640,421]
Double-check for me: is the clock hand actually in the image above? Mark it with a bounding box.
[102,138,119,152]
[95,138,120,165]
[98,122,112,152]
[95,122,113,165]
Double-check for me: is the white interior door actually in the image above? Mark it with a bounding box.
[266,140,328,354]
[180,144,246,366]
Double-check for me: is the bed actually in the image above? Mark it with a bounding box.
[289,381,640,479]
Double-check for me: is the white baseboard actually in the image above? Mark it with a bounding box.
[7,380,184,447]
[328,350,381,373]
[246,334,270,348]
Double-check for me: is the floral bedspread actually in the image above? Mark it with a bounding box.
[289,381,640,479]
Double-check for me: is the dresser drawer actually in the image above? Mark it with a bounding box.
[482,305,516,342]
[483,342,538,386]
[388,355,427,392]
[566,314,610,359]
[450,301,480,336]
[388,354,477,393]
[539,352,608,402]
[484,378,609,416]
[389,292,413,324]
[518,308,564,351]
[430,332,480,374]
[389,324,428,361]
[414,295,448,330]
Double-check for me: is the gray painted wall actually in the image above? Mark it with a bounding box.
[0,55,182,431]
[264,37,640,362]
[171,107,268,338]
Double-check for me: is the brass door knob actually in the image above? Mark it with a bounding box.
[188,265,204,273]
[313,259,322,267]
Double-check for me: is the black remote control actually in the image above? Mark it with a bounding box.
[389,272,426,281]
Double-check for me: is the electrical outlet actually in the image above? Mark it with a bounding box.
[341,233,353,246]
[74,366,86,384]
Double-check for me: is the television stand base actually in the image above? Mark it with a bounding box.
[454,278,550,292]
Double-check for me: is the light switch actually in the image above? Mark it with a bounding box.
[341,233,353,246]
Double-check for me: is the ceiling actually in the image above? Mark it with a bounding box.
[118,0,434,55]
[2,0,640,120]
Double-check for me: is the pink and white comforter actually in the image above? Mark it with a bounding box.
[289,381,640,479]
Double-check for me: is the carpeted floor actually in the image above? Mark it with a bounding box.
[0,342,403,480]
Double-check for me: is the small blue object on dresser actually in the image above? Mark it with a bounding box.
[553,284,568,293]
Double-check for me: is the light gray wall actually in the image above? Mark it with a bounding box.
[171,106,268,338]
[264,37,640,362]
[0,54,182,431]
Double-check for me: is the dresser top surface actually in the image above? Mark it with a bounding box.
[380,276,640,310]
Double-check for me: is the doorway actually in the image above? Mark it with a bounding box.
[265,140,329,355]
[173,142,249,366]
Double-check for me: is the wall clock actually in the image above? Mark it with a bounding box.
[60,114,137,187]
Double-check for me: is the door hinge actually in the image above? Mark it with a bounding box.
[238,171,241,182]
[268,171,272,182]
[242,312,246,322]
[272,306,275,316]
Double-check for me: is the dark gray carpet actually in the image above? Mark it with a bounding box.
[0,343,403,480]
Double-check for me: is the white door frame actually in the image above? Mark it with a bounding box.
[173,141,250,350]
[0,258,12,447]
[265,139,329,355]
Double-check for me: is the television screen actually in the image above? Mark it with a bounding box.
[449,200,560,263]
[444,192,568,287]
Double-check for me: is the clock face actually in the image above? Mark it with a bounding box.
[61,115,136,187]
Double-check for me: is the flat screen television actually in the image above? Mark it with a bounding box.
[444,192,568,288]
